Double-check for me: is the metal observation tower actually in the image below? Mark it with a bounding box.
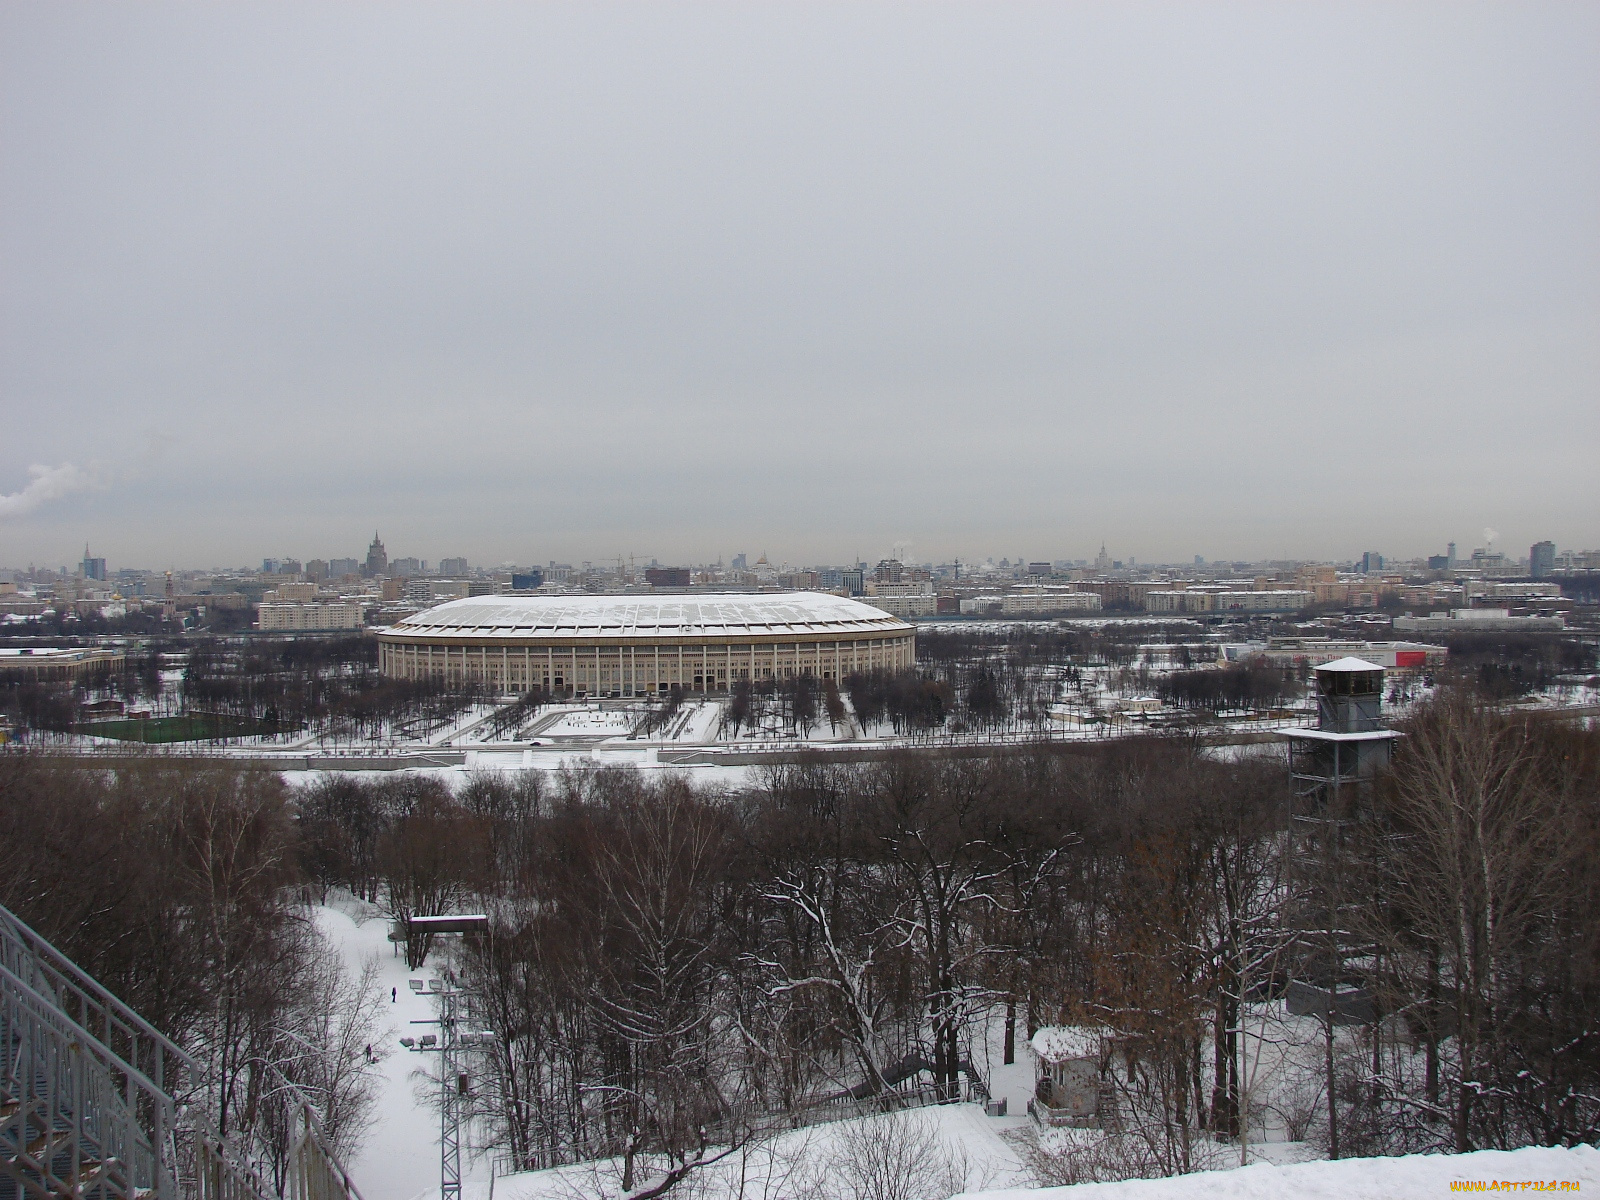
[1279,657,1400,1024]
[1284,657,1399,805]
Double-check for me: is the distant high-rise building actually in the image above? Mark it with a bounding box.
[1094,544,1112,572]
[81,546,106,581]
[364,532,388,577]
[818,568,865,595]
[1361,551,1384,574]
[328,558,359,578]
[1530,541,1556,579]
[1447,542,1457,567]
[439,556,469,576]
[731,552,747,570]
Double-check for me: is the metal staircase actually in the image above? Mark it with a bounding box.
[1,902,362,1200]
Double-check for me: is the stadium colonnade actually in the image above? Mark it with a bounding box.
[376,591,916,697]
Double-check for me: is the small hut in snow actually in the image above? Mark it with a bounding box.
[1029,1025,1107,1127]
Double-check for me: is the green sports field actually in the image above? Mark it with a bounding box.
[80,715,278,743]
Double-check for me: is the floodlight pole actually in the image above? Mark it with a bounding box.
[409,978,466,1200]
[440,979,462,1200]
[402,914,490,1200]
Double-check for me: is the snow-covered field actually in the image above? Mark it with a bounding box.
[535,708,638,736]
[478,1104,1028,1200]
[960,1144,1600,1200]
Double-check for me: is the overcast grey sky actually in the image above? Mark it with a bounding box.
[2,1,1596,570]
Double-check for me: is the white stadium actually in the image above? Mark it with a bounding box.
[376,591,916,696]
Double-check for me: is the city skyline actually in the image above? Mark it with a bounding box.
[3,2,1597,566]
[4,529,1581,579]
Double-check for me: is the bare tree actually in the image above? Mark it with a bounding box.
[378,782,486,968]
[586,777,740,1187]
[871,755,1005,1102]
[832,1110,977,1200]
[758,869,902,1104]
[1366,697,1600,1151]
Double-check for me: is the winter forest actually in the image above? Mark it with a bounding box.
[2,694,1598,1196]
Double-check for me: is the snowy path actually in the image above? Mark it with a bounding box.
[966,1004,1042,1123]
[314,902,490,1200]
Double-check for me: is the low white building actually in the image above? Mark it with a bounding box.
[1216,590,1313,612]
[960,590,1102,615]
[258,602,366,631]
[1220,638,1446,670]
[865,593,938,618]
[1468,581,1563,601]
[1146,590,1200,614]
[1394,608,1565,633]
[263,582,319,602]
[1148,590,1310,614]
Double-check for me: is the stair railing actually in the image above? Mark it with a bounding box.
[1,902,362,1200]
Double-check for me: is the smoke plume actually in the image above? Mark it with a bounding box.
[0,463,97,520]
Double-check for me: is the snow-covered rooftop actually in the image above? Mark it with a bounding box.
[1314,656,1385,673]
[1029,1025,1103,1063]
[0,646,108,659]
[382,591,913,641]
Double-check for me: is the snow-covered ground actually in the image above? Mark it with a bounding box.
[443,1103,1029,1200]
[959,1143,1600,1200]
[311,895,1600,1200]
[280,757,767,794]
[314,890,1038,1200]
[535,708,637,737]
[309,896,1366,1200]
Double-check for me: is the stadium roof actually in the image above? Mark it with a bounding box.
[383,591,914,640]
